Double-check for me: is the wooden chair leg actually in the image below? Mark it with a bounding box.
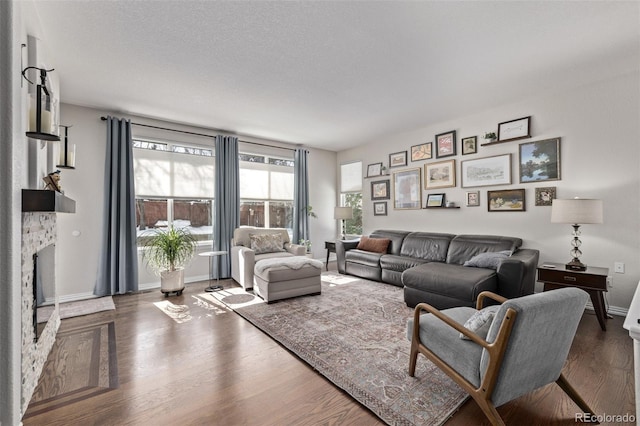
[556,373,598,420]
[408,339,418,377]
[471,395,506,426]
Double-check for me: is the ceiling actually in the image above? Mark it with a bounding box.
[31,1,639,152]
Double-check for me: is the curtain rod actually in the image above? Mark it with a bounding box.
[100,116,297,152]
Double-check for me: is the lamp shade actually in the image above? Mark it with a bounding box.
[551,199,603,224]
[334,206,353,220]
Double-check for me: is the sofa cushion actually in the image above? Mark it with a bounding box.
[250,233,286,254]
[357,236,391,253]
[370,230,411,255]
[345,249,383,268]
[403,262,497,305]
[464,250,512,269]
[446,235,522,265]
[379,254,430,272]
[400,232,454,261]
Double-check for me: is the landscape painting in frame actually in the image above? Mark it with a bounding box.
[487,189,526,212]
[393,168,422,209]
[519,137,561,183]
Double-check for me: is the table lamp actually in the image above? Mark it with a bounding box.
[334,206,353,240]
[551,198,603,271]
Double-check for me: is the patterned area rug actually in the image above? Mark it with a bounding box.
[219,272,468,425]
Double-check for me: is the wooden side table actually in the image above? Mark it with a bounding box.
[324,241,336,271]
[537,262,609,331]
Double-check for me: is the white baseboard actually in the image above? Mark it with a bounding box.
[58,292,98,303]
[586,301,627,317]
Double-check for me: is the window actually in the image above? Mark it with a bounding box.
[340,161,363,236]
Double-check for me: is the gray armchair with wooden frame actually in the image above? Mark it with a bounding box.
[407,288,597,425]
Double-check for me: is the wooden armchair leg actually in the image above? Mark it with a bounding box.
[473,395,506,426]
[408,339,418,377]
[556,373,598,421]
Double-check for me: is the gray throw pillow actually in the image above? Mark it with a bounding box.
[250,233,286,254]
[463,250,512,269]
[460,305,500,340]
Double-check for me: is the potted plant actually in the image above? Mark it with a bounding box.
[483,132,497,143]
[142,226,197,296]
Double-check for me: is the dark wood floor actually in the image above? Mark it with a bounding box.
[24,276,635,425]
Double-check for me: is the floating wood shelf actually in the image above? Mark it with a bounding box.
[423,206,460,209]
[22,189,76,213]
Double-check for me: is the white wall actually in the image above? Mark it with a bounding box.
[338,70,640,312]
[56,104,337,297]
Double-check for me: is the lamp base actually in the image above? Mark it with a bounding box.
[565,259,587,271]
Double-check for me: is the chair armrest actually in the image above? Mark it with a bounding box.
[285,243,306,256]
[231,246,256,290]
[335,239,360,274]
[476,291,507,310]
[413,303,491,348]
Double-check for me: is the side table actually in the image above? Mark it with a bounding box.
[324,241,336,271]
[199,250,228,292]
[537,262,609,331]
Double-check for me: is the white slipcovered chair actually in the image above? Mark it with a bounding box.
[230,227,306,290]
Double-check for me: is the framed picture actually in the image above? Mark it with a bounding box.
[389,151,408,168]
[371,179,390,200]
[393,168,422,210]
[461,136,477,155]
[519,137,561,183]
[535,186,556,206]
[425,193,445,208]
[367,162,383,177]
[373,202,387,216]
[465,191,480,207]
[461,154,512,188]
[411,143,432,161]
[424,159,456,189]
[498,116,531,142]
[487,189,526,212]
[435,130,457,158]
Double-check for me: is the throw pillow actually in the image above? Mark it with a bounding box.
[250,233,286,255]
[460,305,501,340]
[356,236,391,254]
[463,250,512,269]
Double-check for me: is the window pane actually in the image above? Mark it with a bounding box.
[174,199,213,242]
[270,171,294,200]
[136,198,168,244]
[240,201,265,227]
[240,169,269,199]
[269,201,293,229]
[342,193,363,236]
[340,161,363,192]
[239,154,265,163]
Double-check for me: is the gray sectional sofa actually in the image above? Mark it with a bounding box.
[335,230,539,309]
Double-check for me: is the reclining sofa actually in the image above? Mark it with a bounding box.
[336,230,539,309]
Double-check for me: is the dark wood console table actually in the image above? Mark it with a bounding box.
[324,241,336,271]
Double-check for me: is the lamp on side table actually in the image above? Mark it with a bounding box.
[334,206,353,240]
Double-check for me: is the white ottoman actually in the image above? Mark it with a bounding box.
[253,257,323,303]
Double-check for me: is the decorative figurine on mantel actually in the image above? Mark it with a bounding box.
[43,170,62,192]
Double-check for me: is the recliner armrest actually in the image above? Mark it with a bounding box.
[497,249,539,299]
[336,239,360,274]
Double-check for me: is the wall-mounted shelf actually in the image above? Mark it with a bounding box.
[423,206,460,209]
[22,189,76,213]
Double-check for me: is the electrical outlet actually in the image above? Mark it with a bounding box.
[614,262,625,274]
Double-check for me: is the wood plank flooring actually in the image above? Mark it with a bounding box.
[24,276,635,425]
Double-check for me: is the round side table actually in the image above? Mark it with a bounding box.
[198,250,228,292]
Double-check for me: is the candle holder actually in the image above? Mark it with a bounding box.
[56,125,76,169]
[22,67,60,141]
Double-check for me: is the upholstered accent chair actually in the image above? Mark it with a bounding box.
[407,288,596,425]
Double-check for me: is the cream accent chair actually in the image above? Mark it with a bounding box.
[230,227,306,290]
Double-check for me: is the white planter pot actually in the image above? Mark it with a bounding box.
[160,268,185,295]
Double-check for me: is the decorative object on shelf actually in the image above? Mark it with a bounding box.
[551,198,603,271]
[389,151,408,168]
[424,159,456,189]
[445,201,456,208]
[56,125,76,169]
[461,136,477,155]
[21,66,60,141]
[42,170,61,192]
[373,202,387,216]
[487,189,526,212]
[393,168,422,210]
[435,130,457,158]
[466,191,480,207]
[519,137,561,183]
[461,153,512,188]
[425,193,445,208]
[411,142,432,161]
[482,132,497,144]
[371,179,390,200]
[498,116,531,142]
[535,186,556,206]
[366,162,383,177]
[334,206,353,240]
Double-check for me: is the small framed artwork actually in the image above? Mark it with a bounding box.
[425,193,445,208]
[424,159,456,189]
[367,162,383,177]
[519,137,561,183]
[465,191,480,207]
[411,143,432,161]
[498,116,531,142]
[373,202,387,216]
[487,189,526,212]
[461,154,512,188]
[389,151,408,168]
[535,186,556,206]
[393,168,422,210]
[435,130,457,158]
[371,179,390,200]
[461,136,477,155]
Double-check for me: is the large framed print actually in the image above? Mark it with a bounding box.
[371,179,390,200]
[435,130,457,158]
[488,189,526,212]
[411,143,432,161]
[498,116,531,142]
[393,168,422,210]
[461,154,512,188]
[424,159,456,189]
[519,137,561,183]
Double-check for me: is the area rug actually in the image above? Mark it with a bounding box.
[216,272,468,426]
[37,296,115,322]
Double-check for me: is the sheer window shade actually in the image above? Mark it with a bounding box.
[239,161,293,200]
[340,161,363,193]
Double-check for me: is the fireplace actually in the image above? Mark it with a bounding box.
[33,243,55,342]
